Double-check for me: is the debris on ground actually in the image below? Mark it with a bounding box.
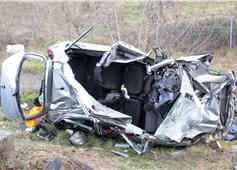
[78,148,88,152]
[115,143,130,148]
[69,131,87,146]
[37,130,57,141]
[208,141,223,152]
[66,129,74,135]
[93,146,104,151]
[43,157,63,170]
[20,103,28,109]
[225,123,237,141]
[67,156,94,170]
[111,150,129,158]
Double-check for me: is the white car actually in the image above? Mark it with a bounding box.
[1,28,236,154]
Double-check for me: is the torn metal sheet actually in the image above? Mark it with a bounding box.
[1,28,236,154]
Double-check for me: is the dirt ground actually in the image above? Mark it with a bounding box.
[26,147,117,169]
[0,123,234,169]
[19,73,43,92]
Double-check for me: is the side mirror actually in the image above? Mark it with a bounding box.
[153,46,167,64]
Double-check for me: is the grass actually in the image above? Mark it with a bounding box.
[181,1,237,18]
[209,48,237,74]
[19,90,38,108]
[21,58,45,75]
[0,112,22,131]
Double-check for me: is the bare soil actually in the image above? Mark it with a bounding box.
[19,73,43,92]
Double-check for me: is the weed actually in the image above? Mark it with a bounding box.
[19,90,38,107]
[52,129,71,146]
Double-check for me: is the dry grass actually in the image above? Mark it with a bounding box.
[210,48,237,74]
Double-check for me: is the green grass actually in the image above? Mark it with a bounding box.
[123,7,143,25]
[21,58,45,75]
[19,90,38,107]
[0,111,22,131]
[178,2,237,19]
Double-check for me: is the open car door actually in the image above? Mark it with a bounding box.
[0,52,47,122]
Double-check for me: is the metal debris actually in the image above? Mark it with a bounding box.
[37,130,57,141]
[67,156,94,170]
[69,131,87,146]
[115,143,130,148]
[78,148,88,152]
[225,134,237,141]
[93,146,104,151]
[111,150,129,158]
[225,123,237,141]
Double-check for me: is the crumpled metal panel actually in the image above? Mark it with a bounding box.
[154,68,220,142]
[153,56,235,144]
[47,68,81,122]
[49,51,235,151]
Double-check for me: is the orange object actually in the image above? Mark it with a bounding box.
[25,105,43,128]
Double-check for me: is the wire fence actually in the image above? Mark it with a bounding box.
[155,17,236,50]
[0,2,236,56]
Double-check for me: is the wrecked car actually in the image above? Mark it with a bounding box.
[1,27,236,154]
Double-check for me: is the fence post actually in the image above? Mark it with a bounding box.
[89,11,93,41]
[155,19,159,46]
[229,16,234,49]
[32,10,37,38]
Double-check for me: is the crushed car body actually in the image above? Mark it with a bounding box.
[1,29,236,154]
